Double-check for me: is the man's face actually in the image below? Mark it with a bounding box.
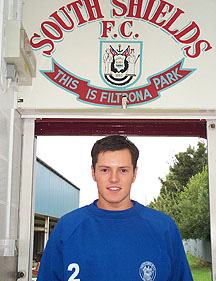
[91,149,137,211]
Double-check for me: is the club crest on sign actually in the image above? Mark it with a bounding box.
[100,41,142,88]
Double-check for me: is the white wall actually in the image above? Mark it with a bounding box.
[0,0,24,280]
[184,239,211,263]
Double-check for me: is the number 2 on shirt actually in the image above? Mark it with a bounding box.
[68,263,80,281]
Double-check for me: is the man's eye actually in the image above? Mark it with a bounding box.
[121,169,128,173]
[101,168,108,173]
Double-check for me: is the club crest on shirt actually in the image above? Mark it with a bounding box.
[139,261,156,281]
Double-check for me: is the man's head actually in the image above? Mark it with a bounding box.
[91,135,139,172]
[91,135,139,210]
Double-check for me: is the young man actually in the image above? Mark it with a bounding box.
[37,135,193,281]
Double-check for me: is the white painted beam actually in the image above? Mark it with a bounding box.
[44,216,49,249]
[207,120,216,281]
[17,118,36,281]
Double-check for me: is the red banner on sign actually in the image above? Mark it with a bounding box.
[41,59,194,107]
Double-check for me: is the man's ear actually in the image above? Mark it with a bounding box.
[132,167,138,183]
[91,165,96,181]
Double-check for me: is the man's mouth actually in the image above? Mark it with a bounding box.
[107,187,121,191]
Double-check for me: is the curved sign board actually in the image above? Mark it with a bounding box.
[20,0,215,111]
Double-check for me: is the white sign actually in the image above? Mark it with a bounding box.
[20,0,215,111]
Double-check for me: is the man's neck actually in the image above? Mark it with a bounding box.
[97,199,133,211]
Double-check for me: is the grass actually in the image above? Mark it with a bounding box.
[32,272,37,278]
[187,253,212,281]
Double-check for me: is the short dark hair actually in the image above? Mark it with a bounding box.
[91,135,139,171]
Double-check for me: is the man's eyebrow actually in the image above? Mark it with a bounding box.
[98,165,131,168]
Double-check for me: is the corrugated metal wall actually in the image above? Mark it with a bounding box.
[35,159,79,218]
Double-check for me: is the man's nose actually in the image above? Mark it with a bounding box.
[109,170,119,182]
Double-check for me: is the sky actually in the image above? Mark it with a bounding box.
[36,136,205,207]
